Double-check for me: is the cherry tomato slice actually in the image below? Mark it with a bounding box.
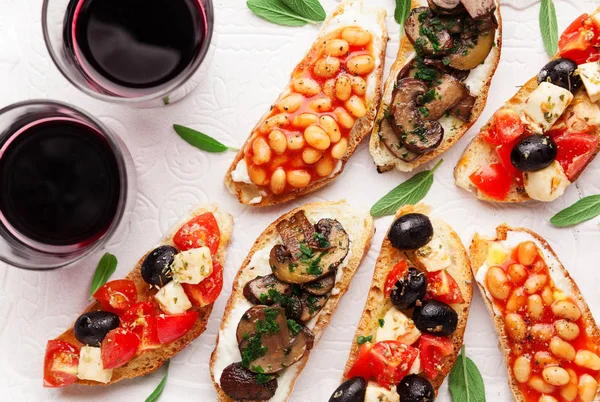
[173,213,221,255]
[469,163,513,200]
[369,341,419,389]
[101,327,140,369]
[419,335,454,380]
[156,311,199,344]
[480,109,524,145]
[383,261,408,297]
[558,14,596,64]
[121,302,160,352]
[425,270,465,305]
[496,139,523,181]
[43,340,80,388]
[554,132,599,180]
[182,261,223,307]
[93,279,138,315]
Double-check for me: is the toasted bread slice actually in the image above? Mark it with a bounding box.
[210,200,374,401]
[224,0,388,206]
[470,225,600,401]
[341,204,473,391]
[369,0,502,173]
[54,204,233,386]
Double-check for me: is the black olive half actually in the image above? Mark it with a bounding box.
[390,268,427,310]
[74,311,120,346]
[537,58,583,93]
[388,213,434,250]
[511,134,557,172]
[413,300,458,336]
[328,377,367,402]
[141,245,177,286]
[398,375,435,402]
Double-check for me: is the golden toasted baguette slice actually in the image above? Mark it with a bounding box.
[369,0,502,173]
[470,225,600,401]
[210,200,374,401]
[337,204,472,399]
[225,0,388,206]
[52,204,233,386]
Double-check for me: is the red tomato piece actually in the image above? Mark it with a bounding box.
[101,327,140,369]
[346,342,375,380]
[383,261,408,297]
[419,335,454,380]
[559,14,597,64]
[43,340,80,388]
[156,311,199,344]
[554,132,599,180]
[480,109,524,145]
[425,270,465,305]
[469,163,513,200]
[369,341,419,389]
[93,279,138,315]
[182,261,223,307]
[173,213,221,254]
[496,140,523,186]
[121,302,160,352]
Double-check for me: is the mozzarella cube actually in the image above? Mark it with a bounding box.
[522,82,573,133]
[77,346,112,383]
[171,247,213,285]
[365,382,400,402]
[578,62,600,103]
[376,307,421,345]
[155,281,192,314]
[523,161,571,202]
[415,237,451,272]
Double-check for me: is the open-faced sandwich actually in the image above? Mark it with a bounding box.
[225,0,388,206]
[329,204,473,402]
[210,200,374,401]
[369,0,501,172]
[43,205,233,387]
[471,225,600,401]
[455,9,600,202]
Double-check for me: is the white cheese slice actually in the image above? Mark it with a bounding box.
[155,281,192,314]
[577,62,600,103]
[231,159,252,184]
[376,307,421,345]
[523,161,570,202]
[171,247,213,285]
[77,346,112,384]
[365,382,400,402]
[522,82,573,133]
[415,237,451,272]
[409,351,421,375]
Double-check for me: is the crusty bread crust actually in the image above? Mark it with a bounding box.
[470,225,600,401]
[209,200,375,401]
[341,204,473,391]
[224,0,389,207]
[55,204,234,386]
[369,0,502,173]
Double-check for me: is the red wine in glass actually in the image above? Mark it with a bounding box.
[63,0,208,95]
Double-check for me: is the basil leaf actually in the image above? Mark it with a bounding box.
[370,159,443,217]
[539,0,558,56]
[247,0,317,27]
[395,0,411,26]
[551,195,600,227]
[145,361,169,402]
[89,253,118,297]
[173,124,238,153]
[281,0,325,22]
[449,346,486,402]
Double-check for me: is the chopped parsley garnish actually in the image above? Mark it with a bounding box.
[298,243,314,259]
[305,252,325,276]
[419,106,430,118]
[357,335,373,345]
[252,366,275,385]
[312,232,331,248]
[378,319,385,328]
[242,334,267,368]
[287,319,303,336]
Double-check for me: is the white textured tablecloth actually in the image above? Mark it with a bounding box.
[1,0,600,400]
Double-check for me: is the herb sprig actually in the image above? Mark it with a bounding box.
[173,124,238,153]
[551,195,600,227]
[247,0,325,27]
[539,0,558,56]
[395,0,411,27]
[89,253,118,298]
[145,361,170,402]
[449,346,486,402]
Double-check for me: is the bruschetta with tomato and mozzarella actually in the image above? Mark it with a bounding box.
[43,204,233,387]
[329,204,473,402]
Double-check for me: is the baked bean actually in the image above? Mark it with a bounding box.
[345,95,367,118]
[309,97,333,112]
[346,55,375,75]
[319,115,341,143]
[518,241,539,266]
[513,356,531,383]
[506,287,527,313]
[287,132,305,151]
[335,75,352,101]
[314,57,341,79]
[531,258,547,273]
[507,263,528,285]
[251,137,272,165]
[260,113,290,134]
[316,155,335,177]
[542,366,570,386]
[325,39,350,57]
[578,374,599,401]
[575,350,600,371]
[268,130,287,155]
[304,125,331,151]
[539,396,559,402]
[331,138,348,160]
[270,168,286,194]
[531,323,554,342]
[292,77,321,96]
[534,351,559,368]
[292,113,319,129]
[554,320,580,341]
[302,147,323,164]
[351,76,367,95]
[334,107,355,129]
[552,300,581,321]
[560,368,578,401]
[527,295,544,320]
[286,169,311,188]
[506,313,527,341]
[524,274,548,294]
[341,27,372,46]
[270,154,289,169]
[550,337,576,362]
[541,286,554,306]
[277,93,304,113]
[248,164,268,186]
[486,266,511,301]
[529,376,556,394]
[323,79,336,98]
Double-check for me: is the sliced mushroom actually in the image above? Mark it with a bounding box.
[422,58,469,81]
[378,116,422,162]
[405,7,454,56]
[236,306,290,345]
[284,294,303,322]
[299,293,329,322]
[427,0,466,14]
[448,28,496,70]
[220,362,278,401]
[449,94,476,122]
[276,211,316,260]
[460,0,495,19]
[303,273,336,296]
[243,274,291,305]
[390,78,444,154]
[420,73,470,121]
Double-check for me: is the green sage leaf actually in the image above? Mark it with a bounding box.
[247,0,317,27]
[551,195,600,227]
[173,124,238,153]
[89,253,118,297]
[145,361,170,402]
[281,0,325,22]
[449,346,486,402]
[539,0,558,56]
[395,0,412,27]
